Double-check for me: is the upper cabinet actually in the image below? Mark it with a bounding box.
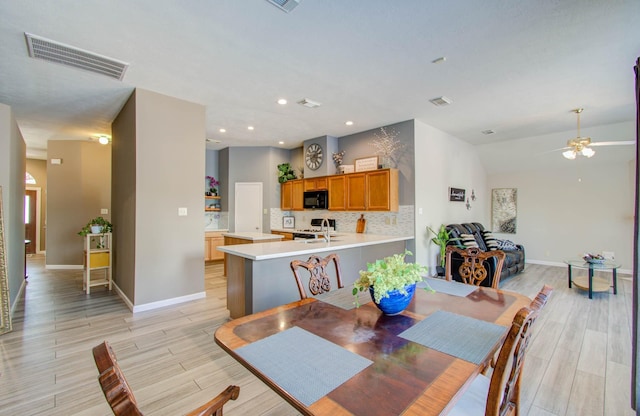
[281,179,304,211]
[304,177,327,191]
[281,169,398,212]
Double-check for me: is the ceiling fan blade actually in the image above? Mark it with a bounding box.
[590,141,635,147]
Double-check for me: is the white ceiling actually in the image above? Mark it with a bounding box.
[1,1,638,163]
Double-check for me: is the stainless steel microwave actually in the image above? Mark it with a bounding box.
[303,190,328,209]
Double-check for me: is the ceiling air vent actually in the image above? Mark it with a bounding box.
[429,96,452,107]
[297,98,321,108]
[266,0,300,13]
[24,32,129,80]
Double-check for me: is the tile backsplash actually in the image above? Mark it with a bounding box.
[205,211,229,230]
[270,206,414,236]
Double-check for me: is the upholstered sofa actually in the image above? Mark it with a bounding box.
[445,222,525,287]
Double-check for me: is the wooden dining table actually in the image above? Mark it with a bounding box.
[214,280,531,415]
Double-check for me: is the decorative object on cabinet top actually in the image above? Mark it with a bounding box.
[277,163,298,183]
[370,126,407,168]
[205,175,219,196]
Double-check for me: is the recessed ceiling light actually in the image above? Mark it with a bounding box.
[248,126,254,130]
[297,98,321,108]
[481,129,495,135]
[277,98,287,105]
[432,57,447,64]
[278,141,285,145]
[429,96,452,106]
[219,128,226,133]
[98,135,110,145]
[345,121,354,126]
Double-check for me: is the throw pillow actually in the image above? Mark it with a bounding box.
[482,230,499,251]
[496,239,518,250]
[459,233,479,248]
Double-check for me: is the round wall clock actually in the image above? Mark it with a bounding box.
[305,143,323,170]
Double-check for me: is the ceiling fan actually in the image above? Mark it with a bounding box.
[561,108,634,160]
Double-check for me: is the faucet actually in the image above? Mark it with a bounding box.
[321,218,331,243]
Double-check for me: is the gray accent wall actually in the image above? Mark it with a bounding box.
[112,89,206,306]
[0,103,26,308]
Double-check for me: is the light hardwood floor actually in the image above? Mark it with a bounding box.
[0,255,634,415]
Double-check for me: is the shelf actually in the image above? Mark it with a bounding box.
[205,208,221,211]
[205,196,221,199]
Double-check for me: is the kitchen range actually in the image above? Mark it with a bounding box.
[292,218,336,240]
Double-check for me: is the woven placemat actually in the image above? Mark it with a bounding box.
[235,326,372,406]
[420,277,478,297]
[399,310,507,364]
[316,288,370,310]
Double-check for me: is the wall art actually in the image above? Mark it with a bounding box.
[491,188,517,234]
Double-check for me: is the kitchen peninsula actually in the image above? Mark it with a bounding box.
[217,233,412,318]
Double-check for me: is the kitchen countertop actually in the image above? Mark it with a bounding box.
[217,233,413,261]
[205,229,229,234]
[222,232,284,241]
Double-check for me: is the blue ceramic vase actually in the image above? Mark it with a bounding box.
[369,283,416,316]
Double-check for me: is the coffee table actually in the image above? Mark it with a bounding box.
[565,259,619,299]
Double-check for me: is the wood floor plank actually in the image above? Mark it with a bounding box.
[565,370,605,416]
[0,255,634,416]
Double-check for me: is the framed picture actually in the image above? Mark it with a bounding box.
[449,187,465,202]
[492,188,517,234]
[283,216,295,229]
[354,156,379,172]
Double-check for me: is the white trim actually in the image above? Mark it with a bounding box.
[10,278,27,317]
[45,264,83,270]
[526,259,632,275]
[132,291,206,313]
[112,282,206,313]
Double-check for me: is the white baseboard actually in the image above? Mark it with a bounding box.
[45,264,83,270]
[112,283,206,313]
[10,278,27,317]
[526,259,632,275]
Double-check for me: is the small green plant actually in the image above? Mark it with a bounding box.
[277,163,297,183]
[428,224,459,268]
[352,250,430,306]
[78,216,113,237]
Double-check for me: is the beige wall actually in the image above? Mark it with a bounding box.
[26,159,47,252]
[46,141,111,266]
[112,88,205,307]
[0,103,26,307]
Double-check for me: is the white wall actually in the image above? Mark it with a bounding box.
[414,120,488,274]
[479,121,635,270]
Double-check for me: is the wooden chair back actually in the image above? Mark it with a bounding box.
[290,253,344,300]
[486,285,553,415]
[445,246,506,289]
[93,341,240,416]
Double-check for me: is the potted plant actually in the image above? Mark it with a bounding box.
[277,163,297,183]
[428,225,458,277]
[352,250,430,315]
[206,175,219,196]
[79,217,113,249]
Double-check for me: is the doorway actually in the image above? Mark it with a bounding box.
[24,188,41,254]
[234,182,263,233]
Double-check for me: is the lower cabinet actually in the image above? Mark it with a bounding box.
[270,230,294,240]
[205,231,224,261]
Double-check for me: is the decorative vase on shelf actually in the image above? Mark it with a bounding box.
[369,283,416,316]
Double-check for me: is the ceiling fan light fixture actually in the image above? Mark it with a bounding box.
[563,149,577,160]
[581,147,595,158]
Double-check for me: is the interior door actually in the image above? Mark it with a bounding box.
[24,190,36,254]
[235,182,263,233]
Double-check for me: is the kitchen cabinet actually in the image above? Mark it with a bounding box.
[280,179,304,211]
[205,195,221,211]
[346,173,367,210]
[205,231,224,261]
[282,169,399,212]
[366,168,399,211]
[327,175,346,210]
[83,232,112,294]
[303,177,327,191]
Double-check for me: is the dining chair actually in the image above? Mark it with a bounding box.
[93,341,240,416]
[290,253,343,300]
[445,246,506,289]
[449,285,553,416]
